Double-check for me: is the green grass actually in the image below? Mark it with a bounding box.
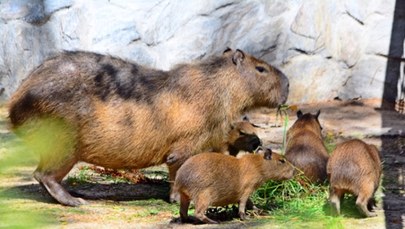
[66,166,133,185]
[251,178,343,228]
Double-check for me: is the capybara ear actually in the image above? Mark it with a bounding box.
[297,110,303,118]
[232,49,245,65]
[316,110,321,118]
[223,47,232,54]
[263,148,273,160]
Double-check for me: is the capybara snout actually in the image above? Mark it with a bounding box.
[327,139,382,217]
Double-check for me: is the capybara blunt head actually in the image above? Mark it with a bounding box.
[257,147,295,181]
[227,119,262,156]
[222,49,289,107]
[285,110,329,183]
[327,139,382,217]
[288,110,322,138]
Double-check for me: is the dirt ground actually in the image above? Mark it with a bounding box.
[0,99,404,228]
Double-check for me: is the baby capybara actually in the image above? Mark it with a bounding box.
[8,49,289,206]
[174,148,294,224]
[222,118,262,156]
[327,139,382,217]
[167,118,261,203]
[285,110,329,183]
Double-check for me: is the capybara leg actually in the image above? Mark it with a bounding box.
[179,193,191,223]
[238,194,251,220]
[246,198,261,212]
[168,164,181,203]
[329,188,343,215]
[356,193,377,217]
[34,157,85,206]
[367,197,377,211]
[167,151,192,203]
[194,192,218,224]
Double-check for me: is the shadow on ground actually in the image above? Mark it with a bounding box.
[1,181,171,204]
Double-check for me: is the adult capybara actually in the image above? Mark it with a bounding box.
[221,118,262,156]
[285,110,329,183]
[174,148,294,224]
[8,49,289,206]
[327,139,382,217]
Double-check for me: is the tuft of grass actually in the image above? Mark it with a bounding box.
[66,166,94,185]
[251,174,346,228]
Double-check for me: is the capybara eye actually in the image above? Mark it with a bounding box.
[255,66,266,73]
[279,158,286,164]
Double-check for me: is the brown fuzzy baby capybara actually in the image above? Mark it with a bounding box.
[221,118,262,156]
[285,110,329,183]
[8,49,289,206]
[327,139,382,217]
[174,148,294,224]
[167,118,261,203]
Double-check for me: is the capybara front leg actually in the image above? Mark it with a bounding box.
[238,193,252,221]
[34,156,85,206]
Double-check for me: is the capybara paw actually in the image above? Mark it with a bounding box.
[64,197,87,207]
[239,212,247,221]
[365,211,378,217]
[204,218,219,224]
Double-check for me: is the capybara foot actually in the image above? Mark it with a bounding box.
[195,213,219,224]
[239,212,247,221]
[179,216,207,224]
[35,172,87,206]
[356,204,377,217]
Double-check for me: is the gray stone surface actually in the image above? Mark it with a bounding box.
[0,0,402,104]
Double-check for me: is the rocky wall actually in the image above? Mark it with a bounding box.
[0,0,402,104]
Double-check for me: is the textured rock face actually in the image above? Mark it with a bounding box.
[0,0,402,104]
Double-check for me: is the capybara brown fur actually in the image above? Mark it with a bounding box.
[327,139,382,217]
[221,118,262,156]
[8,49,289,206]
[174,148,294,224]
[285,110,329,183]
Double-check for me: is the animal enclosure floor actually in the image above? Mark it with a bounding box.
[0,99,404,229]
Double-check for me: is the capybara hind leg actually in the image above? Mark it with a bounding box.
[179,193,191,223]
[167,151,191,203]
[329,188,343,215]
[168,164,182,203]
[194,192,218,224]
[367,197,377,211]
[34,157,85,206]
[356,193,377,217]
